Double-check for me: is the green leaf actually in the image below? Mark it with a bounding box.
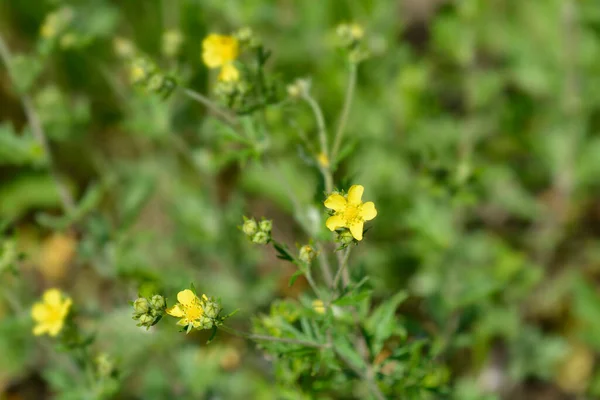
[118,174,155,230]
[288,270,303,287]
[334,289,372,306]
[273,241,294,262]
[365,291,408,353]
[0,124,45,167]
[334,336,366,371]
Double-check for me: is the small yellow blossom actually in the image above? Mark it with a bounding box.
[202,34,239,68]
[324,184,377,241]
[31,288,72,337]
[218,63,240,82]
[317,152,330,168]
[312,299,326,314]
[166,289,206,328]
[202,34,240,83]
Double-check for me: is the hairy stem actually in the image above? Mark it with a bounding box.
[331,62,357,162]
[220,325,328,349]
[181,87,238,126]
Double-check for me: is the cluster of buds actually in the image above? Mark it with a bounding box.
[197,295,222,330]
[335,23,370,64]
[242,217,272,245]
[132,294,167,330]
[298,245,317,264]
[128,57,177,98]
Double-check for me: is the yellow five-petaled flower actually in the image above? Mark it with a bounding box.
[202,34,240,82]
[324,184,377,241]
[166,289,205,328]
[31,288,72,337]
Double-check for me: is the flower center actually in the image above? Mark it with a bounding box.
[183,301,204,322]
[341,204,362,224]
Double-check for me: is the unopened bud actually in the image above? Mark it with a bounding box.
[133,298,150,315]
[259,219,272,233]
[150,295,166,312]
[137,313,154,327]
[252,231,270,245]
[312,299,326,314]
[299,245,317,264]
[242,218,258,236]
[202,297,221,319]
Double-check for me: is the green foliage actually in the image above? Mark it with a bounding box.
[2,0,600,398]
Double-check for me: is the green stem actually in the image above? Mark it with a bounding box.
[332,247,352,290]
[302,93,334,193]
[0,34,75,213]
[181,87,238,126]
[220,325,328,349]
[331,62,357,163]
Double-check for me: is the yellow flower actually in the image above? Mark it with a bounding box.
[324,185,377,241]
[31,289,72,337]
[166,289,205,328]
[218,63,240,82]
[202,34,239,68]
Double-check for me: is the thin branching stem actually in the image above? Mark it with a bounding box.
[181,87,238,126]
[220,325,329,349]
[331,62,357,162]
[0,34,75,213]
[302,93,334,193]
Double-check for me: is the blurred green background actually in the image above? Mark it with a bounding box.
[2,0,600,399]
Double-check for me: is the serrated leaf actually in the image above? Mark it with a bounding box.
[273,241,294,262]
[334,289,373,306]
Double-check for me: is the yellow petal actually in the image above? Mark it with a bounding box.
[48,322,63,337]
[324,194,347,211]
[347,185,364,205]
[43,289,63,306]
[166,304,185,318]
[360,202,377,221]
[31,303,49,322]
[60,298,72,318]
[218,63,239,82]
[349,221,364,241]
[177,289,197,306]
[176,318,188,326]
[33,323,49,336]
[326,215,346,231]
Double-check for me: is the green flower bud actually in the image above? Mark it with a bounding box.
[147,74,164,93]
[198,316,213,330]
[133,298,150,315]
[202,298,221,319]
[252,231,270,245]
[137,313,154,328]
[259,219,272,233]
[299,245,317,264]
[242,218,258,236]
[150,295,166,312]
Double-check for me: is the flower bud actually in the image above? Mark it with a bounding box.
[95,353,114,378]
[252,231,270,245]
[299,245,317,264]
[259,219,272,233]
[312,299,326,314]
[198,316,214,330]
[150,295,166,312]
[133,298,150,315]
[202,297,221,319]
[137,313,155,328]
[242,218,258,236]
